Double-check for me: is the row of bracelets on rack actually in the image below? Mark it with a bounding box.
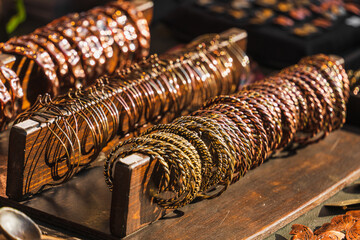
[104,54,349,209]
[15,32,249,188]
[0,0,150,129]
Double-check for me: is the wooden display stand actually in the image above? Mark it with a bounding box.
[110,127,360,239]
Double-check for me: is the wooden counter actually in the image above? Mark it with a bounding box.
[0,125,358,239]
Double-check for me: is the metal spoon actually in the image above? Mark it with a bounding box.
[0,207,62,240]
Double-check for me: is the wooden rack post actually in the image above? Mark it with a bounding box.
[110,154,167,237]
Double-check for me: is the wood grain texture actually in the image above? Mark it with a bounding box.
[110,154,166,237]
[107,127,360,240]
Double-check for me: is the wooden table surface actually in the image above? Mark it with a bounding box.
[0,125,358,239]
